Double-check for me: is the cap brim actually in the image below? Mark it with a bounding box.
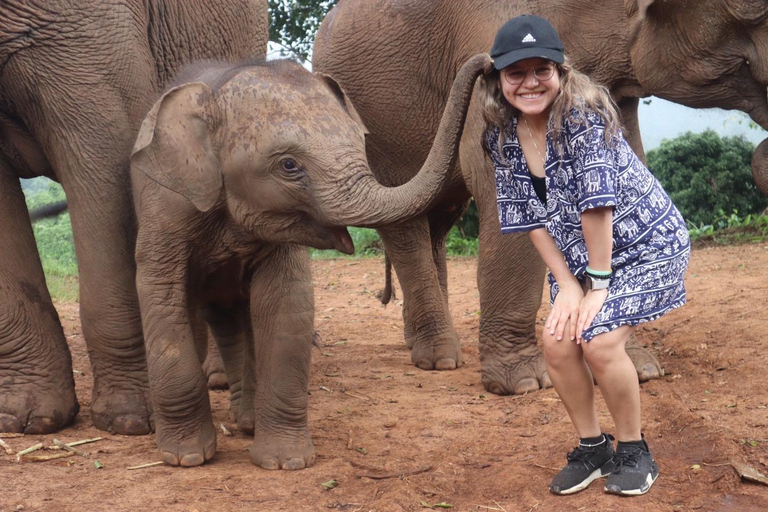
[492,47,564,70]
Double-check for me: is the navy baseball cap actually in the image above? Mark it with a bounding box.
[490,15,565,70]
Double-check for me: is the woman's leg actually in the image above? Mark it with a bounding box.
[580,326,640,442]
[542,323,601,438]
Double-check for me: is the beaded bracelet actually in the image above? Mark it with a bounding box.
[585,266,612,278]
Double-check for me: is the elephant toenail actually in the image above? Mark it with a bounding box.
[416,359,435,370]
[281,458,306,470]
[435,358,458,371]
[180,453,205,466]
[514,377,540,395]
[161,452,180,466]
[0,413,23,433]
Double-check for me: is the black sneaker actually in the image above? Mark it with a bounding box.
[549,434,615,495]
[605,437,659,496]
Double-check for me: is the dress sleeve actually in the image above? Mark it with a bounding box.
[566,112,618,213]
[486,129,546,233]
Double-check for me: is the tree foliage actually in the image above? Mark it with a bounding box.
[269,0,338,62]
[647,130,767,226]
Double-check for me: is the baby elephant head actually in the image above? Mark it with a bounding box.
[131,56,490,253]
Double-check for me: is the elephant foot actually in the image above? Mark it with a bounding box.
[91,383,153,435]
[0,381,79,434]
[410,331,463,371]
[157,418,217,467]
[481,352,552,395]
[249,427,316,470]
[625,343,662,382]
[205,368,229,390]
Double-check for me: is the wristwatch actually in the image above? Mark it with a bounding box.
[585,274,610,290]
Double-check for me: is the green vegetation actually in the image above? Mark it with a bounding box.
[687,210,768,246]
[269,0,338,62]
[647,130,768,226]
[24,178,79,302]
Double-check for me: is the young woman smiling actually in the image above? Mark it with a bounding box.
[479,15,690,496]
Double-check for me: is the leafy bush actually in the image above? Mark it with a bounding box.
[688,210,768,245]
[647,130,768,226]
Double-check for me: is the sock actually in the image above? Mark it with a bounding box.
[617,439,648,451]
[579,434,606,447]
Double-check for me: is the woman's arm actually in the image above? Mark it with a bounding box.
[577,206,613,341]
[581,206,613,271]
[528,228,583,341]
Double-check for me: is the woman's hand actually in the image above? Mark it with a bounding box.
[546,282,584,341]
[576,289,609,344]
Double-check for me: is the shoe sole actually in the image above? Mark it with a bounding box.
[604,469,658,496]
[550,467,611,495]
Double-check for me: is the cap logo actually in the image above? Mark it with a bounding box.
[522,33,536,43]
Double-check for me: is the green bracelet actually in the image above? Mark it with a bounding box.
[586,266,612,277]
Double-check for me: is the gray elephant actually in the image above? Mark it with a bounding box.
[0,0,268,435]
[312,0,768,393]
[129,55,491,468]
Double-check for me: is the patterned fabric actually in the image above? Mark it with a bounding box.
[486,109,690,341]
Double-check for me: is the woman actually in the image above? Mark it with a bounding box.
[480,15,690,496]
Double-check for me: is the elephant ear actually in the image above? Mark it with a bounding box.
[625,0,657,47]
[131,82,223,212]
[315,72,370,135]
[725,0,768,24]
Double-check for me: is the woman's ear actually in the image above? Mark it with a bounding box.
[131,82,223,212]
[315,72,370,135]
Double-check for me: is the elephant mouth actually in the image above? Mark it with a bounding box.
[327,226,355,255]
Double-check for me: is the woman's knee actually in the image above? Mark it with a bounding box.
[582,326,633,371]
[542,330,582,370]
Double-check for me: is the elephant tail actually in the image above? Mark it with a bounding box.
[378,252,396,305]
[29,200,68,222]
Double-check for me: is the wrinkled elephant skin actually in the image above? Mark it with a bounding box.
[130,56,490,467]
[313,0,768,394]
[0,0,269,434]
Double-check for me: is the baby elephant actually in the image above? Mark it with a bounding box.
[129,56,491,468]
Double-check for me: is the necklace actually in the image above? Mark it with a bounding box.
[522,115,547,168]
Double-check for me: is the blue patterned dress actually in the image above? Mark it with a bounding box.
[486,109,690,341]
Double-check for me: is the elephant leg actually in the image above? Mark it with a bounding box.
[460,112,551,395]
[379,216,462,371]
[429,201,470,299]
[0,165,79,433]
[202,333,229,390]
[137,266,216,467]
[245,247,315,470]
[477,226,552,395]
[200,303,249,413]
[61,164,152,435]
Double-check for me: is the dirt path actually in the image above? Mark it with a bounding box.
[2,244,768,511]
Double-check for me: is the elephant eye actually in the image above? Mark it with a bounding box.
[281,158,299,172]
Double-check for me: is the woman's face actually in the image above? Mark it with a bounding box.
[499,58,561,118]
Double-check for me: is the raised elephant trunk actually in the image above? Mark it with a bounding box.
[324,53,492,227]
[753,138,768,196]
[748,88,768,196]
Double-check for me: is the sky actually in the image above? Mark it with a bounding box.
[637,97,766,150]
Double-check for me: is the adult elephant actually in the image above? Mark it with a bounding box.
[0,0,268,434]
[313,0,768,393]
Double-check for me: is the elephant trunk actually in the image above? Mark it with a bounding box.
[324,53,492,227]
[752,138,768,196]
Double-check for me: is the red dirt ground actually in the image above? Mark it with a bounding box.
[2,243,768,511]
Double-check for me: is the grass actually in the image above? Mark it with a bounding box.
[32,211,768,303]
